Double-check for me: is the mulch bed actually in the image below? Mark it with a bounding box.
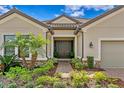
[84,68,105,71]
[113,78,124,88]
[47,63,58,76]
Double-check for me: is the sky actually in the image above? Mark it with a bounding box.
[0,5,115,21]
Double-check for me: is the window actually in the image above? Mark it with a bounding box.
[4,35,30,58]
[4,35,15,56]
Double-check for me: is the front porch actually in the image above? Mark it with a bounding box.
[51,35,78,59]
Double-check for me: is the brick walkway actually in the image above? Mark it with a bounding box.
[56,61,73,73]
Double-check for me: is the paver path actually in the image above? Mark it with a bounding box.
[56,61,73,73]
[104,68,124,81]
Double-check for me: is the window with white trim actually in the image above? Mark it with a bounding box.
[4,35,15,56]
[4,35,30,58]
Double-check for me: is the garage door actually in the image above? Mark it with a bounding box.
[101,41,124,68]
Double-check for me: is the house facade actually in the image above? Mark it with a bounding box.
[0,6,124,68]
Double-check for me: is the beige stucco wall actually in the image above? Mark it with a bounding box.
[52,16,76,23]
[0,13,48,60]
[83,8,124,60]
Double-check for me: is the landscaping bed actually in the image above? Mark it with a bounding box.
[0,55,123,88]
[47,63,58,76]
[0,67,124,88]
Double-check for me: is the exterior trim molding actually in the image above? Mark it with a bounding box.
[47,14,81,24]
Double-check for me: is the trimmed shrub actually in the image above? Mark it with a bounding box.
[7,82,17,88]
[95,84,102,88]
[47,58,57,64]
[35,84,44,88]
[32,60,55,77]
[94,72,108,83]
[71,58,81,65]
[53,81,67,88]
[70,71,89,88]
[107,84,119,88]
[25,82,34,88]
[19,73,32,83]
[74,62,84,70]
[35,76,60,86]
[54,72,62,78]
[0,82,4,88]
[71,58,84,70]
[87,56,94,69]
[5,66,31,82]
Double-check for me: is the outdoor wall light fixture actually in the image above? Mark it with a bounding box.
[89,42,93,48]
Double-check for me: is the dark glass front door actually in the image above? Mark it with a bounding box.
[54,40,74,58]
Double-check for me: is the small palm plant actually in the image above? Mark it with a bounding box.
[0,55,20,72]
[1,32,49,69]
[28,33,49,68]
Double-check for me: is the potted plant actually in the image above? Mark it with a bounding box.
[69,51,74,58]
[54,51,59,58]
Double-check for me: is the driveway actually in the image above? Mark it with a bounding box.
[104,68,124,81]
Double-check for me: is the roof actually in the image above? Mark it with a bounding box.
[74,6,124,34]
[0,7,48,28]
[47,14,81,24]
[1,6,123,34]
[73,17,90,23]
[82,6,124,28]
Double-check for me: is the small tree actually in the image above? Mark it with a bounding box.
[28,33,49,68]
[2,32,49,69]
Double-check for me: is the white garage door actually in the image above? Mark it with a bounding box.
[101,41,124,68]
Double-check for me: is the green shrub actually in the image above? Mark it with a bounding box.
[95,84,102,88]
[0,82,4,88]
[53,81,67,88]
[35,84,44,88]
[47,58,57,64]
[0,55,20,72]
[36,76,60,86]
[54,72,62,78]
[74,62,84,70]
[71,58,83,70]
[87,56,94,69]
[71,71,89,88]
[107,84,119,88]
[7,82,17,88]
[5,66,31,80]
[19,73,32,82]
[71,58,81,65]
[94,72,108,83]
[32,61,54,76]
[25,82,34,88]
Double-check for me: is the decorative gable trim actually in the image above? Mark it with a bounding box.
[47,14,81,24]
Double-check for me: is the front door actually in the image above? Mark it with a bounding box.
[54,40,73,58]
